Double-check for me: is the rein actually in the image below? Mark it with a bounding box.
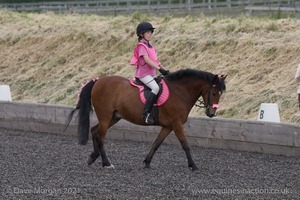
[163,77,193,106]
[164,77,215,111]
[195,99,206,108]
[195,86,213,110]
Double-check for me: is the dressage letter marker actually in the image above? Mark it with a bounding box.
[257,103,280,123]
[0,85,12,101]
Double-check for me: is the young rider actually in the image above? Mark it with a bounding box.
[130,21,169,124]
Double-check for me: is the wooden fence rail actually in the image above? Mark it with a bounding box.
[0,0,299,16]
[1,101,299,156]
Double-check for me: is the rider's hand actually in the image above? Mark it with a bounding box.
[159,68,169,76]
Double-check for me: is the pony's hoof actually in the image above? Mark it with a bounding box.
[104,164,115,169]
[189,165,199,171]
[87,153,99,165]
[87,157,95,165]
[144,162,151,169]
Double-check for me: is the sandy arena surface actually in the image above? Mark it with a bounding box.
[1,128,299,199]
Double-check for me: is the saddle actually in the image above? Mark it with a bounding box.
[129,77,169,106]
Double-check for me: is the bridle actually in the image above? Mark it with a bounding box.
[195,85,220,111]
[163,77,220,112]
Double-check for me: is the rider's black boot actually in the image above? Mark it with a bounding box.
[142,92,157,124]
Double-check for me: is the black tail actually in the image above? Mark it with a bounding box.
[63,108,78,133]
[63,80,97,145]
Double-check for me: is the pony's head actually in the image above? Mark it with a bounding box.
[164,69,227,118]
[203,74,227,118]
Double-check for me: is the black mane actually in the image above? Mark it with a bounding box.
[164,68,226,92]
[165,68,213,81]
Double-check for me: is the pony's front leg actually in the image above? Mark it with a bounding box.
[144,127,172,168]
[173,124,199,171]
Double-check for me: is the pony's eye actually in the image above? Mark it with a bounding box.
[212,91,222,96]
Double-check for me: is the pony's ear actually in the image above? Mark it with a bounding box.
[218,74,227,80]
[212,75,219,85]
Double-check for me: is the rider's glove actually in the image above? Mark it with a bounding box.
[159,68,169,76]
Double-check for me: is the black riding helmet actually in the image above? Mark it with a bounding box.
[136,21,155,37]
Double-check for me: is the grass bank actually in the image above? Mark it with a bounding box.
[0,11,300,123]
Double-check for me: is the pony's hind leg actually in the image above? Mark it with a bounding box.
[88,115,121,168]
[87,123,111,167]
[87,125,100,165]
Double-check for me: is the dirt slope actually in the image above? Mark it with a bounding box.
[0,11,300,124]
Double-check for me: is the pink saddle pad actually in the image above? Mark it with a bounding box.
[130,78,169,106]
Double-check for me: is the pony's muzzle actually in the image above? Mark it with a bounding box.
[206,104,219,118]
[205,108,216,118]
[207,113,215,118]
